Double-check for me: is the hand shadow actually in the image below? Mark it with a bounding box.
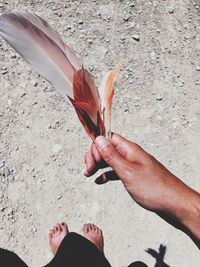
[146,244,170,267]
[127,244,170,267]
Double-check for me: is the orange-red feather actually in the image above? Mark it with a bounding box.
[70,68,105,140]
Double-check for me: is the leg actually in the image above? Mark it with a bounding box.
[46,222,111,267]
[0,248,28,267]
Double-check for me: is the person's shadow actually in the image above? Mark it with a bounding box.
[128,244,170,267]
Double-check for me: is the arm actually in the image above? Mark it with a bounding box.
[84,134,200,248]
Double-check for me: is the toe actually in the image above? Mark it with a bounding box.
[92,224,97,231]
[49,233,52,239]
[86,224,90,233]
[82,224,87,234]
[61,222,68,233]
[56,223,62,232]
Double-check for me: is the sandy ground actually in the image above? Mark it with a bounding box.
[0,0,200,266]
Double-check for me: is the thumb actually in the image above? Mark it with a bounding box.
[95,136,128,179]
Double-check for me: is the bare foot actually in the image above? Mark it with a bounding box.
[82,223,104,252]
[49,222,68,255]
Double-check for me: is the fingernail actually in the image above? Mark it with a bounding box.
[95,136,109,149]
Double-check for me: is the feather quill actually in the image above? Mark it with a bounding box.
[0,12,120,141]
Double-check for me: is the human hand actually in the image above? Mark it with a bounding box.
[84,134,200,246]
[85,133,186,212]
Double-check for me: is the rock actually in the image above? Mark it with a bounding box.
[156,96,163,101]
[178,81,185,87]
[123,14,130,22]
[57,194,63,200]
[6,207,13,215]
[129,22,135,28]
[10,53,17,59]
[89,66,94,71]
[87,38,93,44]
[55,12,62,17]
[132,34,140,41]
[0,160,5,168]
[52,144,62,153]
[168,7,175,14]
[1,67,8,75]
[120,36,126,41]
[196,66,200,71]
[20,92,26,98]
[3,167,13,177]
[32,227,37,233]
[0,206,6,212]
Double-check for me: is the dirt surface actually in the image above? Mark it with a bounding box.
[0,0,200,266]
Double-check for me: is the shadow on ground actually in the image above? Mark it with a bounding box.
[128,244,170,267]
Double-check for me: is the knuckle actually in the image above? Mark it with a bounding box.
[131,142,141,151]
[103,147,119,163]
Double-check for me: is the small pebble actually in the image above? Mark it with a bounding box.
[3,167,13,177]
[179,81,185,87]
[123,15,130,22]
[129,22,135,28]
[32,227,37,233]
[0,206,6,212]
[52,144,62,154]
[10,53,17,59]
[1,68,8,75]
[156,96,163,101]
[6,207,13,215]
[132,34,140,41]
[20,92,26,98]
[168,7,175,14]
[0,160,5,168]
[87,39,93,44]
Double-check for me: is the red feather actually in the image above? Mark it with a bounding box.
[71,68,105,139]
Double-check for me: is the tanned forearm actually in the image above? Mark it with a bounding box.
[85,134,200,249]
[157,184,200,248]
